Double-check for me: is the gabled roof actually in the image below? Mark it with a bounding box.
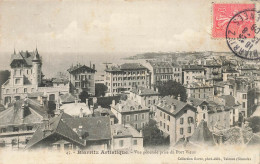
[113,99,149,113]
[59,93,76,103]
[0,99,46,126]
[219,95,236,107]
[182,65,205,71]
[62,116,112,141]
[111,124,141,138]
[52,78,69,84]
[130,86,159,96]
[189,120,215,146]
[10,50,41,67]
[156,96,196,116]
[187,97,208,107]
[25,113,85,149]
[67,64,96,73]
[105,63,148,72]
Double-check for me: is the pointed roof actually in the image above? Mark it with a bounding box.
[189,120,215,146]
[0,99,47,126]
[25,113,85,149]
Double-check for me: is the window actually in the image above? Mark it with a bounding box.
[163,123,165,129]
[141,114,145,120]
[243,102,246,108]
[188,117,194,124]
[119,140,124,147]
[13,127,19,132]
[180,128,183,135]
[134,124,138,129]
[160,121,162,126]
[180,118,184,124]
[0,128,6,133]
[134,114,138,121]
[167,115,170,121]
[160,112,162,117]
[167,125,169,131]
[142,122,145,128]
[126,115,130,122]
[133,140,137,145]
[24,88,27,93]
[188,127,191,133]
[242,94,247,99]
[15,79,20,84]
[164,113,166,119]
[27,126,33,131]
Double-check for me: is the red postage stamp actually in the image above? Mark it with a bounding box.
[212,4,255,38]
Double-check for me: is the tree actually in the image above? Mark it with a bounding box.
[95,83,108,97]
[155,80,187,102]
[79,91,89,103]
[142,119,169,147]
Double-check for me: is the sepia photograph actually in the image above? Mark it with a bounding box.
[0,0,259,163]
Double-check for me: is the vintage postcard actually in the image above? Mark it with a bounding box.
[0,0,259,163]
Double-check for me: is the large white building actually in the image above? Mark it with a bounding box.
[104,63,151,96]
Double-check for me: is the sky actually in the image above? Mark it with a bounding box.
[0,0,249,56]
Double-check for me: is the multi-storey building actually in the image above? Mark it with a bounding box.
[0,98,47,150]
[185,82,214,100]
[1,49,42,105]
[111,99,150,130]
[143,61,182,86]
[155,96,197,146]
[129,87,159,118]
[104,63,150,96]
[182,65,205,85]
[67,64,96,96]
[111,124,143,150]
[200,60,222,80]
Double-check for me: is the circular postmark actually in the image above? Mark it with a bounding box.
[226,9,260,60]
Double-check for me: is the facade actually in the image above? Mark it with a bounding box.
[129,86,159,118]
[155,96,197,146]
[143,61,182,86]
[111,124,143,150]
[185,82,214,100]
[104,63,150,96]
[67,64,96,96]
[182,65,205,85]
[111,99,150,130]
[0,98,47,150]
[1,49,42,106]
[187,98,209,125]
[207,101,231,131]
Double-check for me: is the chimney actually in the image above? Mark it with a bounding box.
[90,105,94,115]
[21,103,25,121]
[139,130,143,137]
[75,98,78,104]
[42,115,52,137]
[93,64,95,70]
[79,108,83,118]
[177,94,181,101]
[170,104,176,113]
[163,100,167,106]
[86,98,89,107]
[112,100,116,106]
[93,97,97,105]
